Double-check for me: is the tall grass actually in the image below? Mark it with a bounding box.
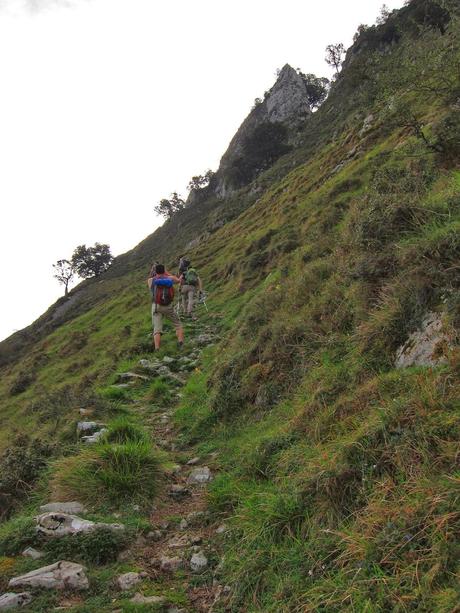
[50,440,160,507]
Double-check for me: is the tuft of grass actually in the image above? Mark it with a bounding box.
[0,515,38,556]
[102,416,148,444]
[50,441,160,508]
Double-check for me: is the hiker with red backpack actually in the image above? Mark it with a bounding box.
[178,258,203,317]
[147,263,184,350]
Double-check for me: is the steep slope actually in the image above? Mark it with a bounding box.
[0,0,459,610]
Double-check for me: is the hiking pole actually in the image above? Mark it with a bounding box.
[199,291,209,313]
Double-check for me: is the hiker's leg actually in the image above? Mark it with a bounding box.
[152,306,163,350]
[181,287,187,313]
[187,288,195,315]
[168,305,184,345]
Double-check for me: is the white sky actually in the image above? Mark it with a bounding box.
[0,0,405,342]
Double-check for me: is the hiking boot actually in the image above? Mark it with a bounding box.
[178,341,184,350]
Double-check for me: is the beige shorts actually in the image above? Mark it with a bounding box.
[151,303,182,335]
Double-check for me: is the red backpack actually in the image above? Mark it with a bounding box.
[152,274,174,306]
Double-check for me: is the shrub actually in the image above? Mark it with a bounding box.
[50,441,160,507]
[0,516,38,556]
[433,110,460,163]
[44,526,129,565]
[0,436,54,520]
[9,371,35,396]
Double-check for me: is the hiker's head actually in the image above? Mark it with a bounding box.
[155,263,165,275]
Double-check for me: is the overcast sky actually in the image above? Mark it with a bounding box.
[0,0,405,342]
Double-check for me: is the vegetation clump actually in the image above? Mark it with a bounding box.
[50,440,160,508]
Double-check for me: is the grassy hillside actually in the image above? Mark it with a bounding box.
[0,1,459,610]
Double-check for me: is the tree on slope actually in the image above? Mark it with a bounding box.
[154,192,185,220]
[325,43,345,76]
[71,243,113,278]
[52,259,75,296]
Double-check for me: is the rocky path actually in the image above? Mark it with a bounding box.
[1,319,230,612]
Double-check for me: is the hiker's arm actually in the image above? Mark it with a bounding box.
[147,277,153,289]
[198,277,203,292]
[169,275,181,284]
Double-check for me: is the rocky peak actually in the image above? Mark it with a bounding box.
[265,64,311,123]
[211,63,312,198]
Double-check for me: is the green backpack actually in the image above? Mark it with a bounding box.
[184,268,199,286]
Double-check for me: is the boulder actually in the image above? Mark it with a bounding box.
[169,484,190,499]
[395,312,452,368]
[21,547,44,560]
[116,572,142,591]
[146,529,163,542]
[168,536,190,549]
[190,551,208,573]
[39,501,87,515]
[159,556,183,572]
[81,428,108,444]
[77,421,103,434]
[0,593,32,610]
[9,561,89,591]
[194,333,217,347]
[130,593,165,605]
[117,372,149,383]
[138,359,162,373]
[187,466,213,485]
[179,519,188,530]
[36,512,123,537]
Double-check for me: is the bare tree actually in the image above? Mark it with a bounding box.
[325,43,345,76]
[53,259,75,296]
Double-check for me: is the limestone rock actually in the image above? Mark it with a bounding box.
[39,501,87,515]
[138,359,162,373]
[36,512,123,537]
[81,428,107,444]
[77,421,104,434]
[160,556,183,572]
[187,456,200,465]
[216,524,228,534]
[168,535,190,549]
[116,572,142,591]
[9,561,89,591]
[179,519,188,530]
[0,593,32,610]
[147,530,163,542]
[130,593,165,605]
[21,547,44,560]
[190,551,208,573]
[169,484,190,499]
[117,372,149,383]
[194,333,217,347]
[162,356,175,364]
[187,466,213,485]
[395,312,452,368]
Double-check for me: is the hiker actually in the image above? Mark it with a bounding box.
[179,259,203,317]
[147,263,184,350]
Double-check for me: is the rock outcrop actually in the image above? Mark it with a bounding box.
[395,312,453,368]
[0,593,32,610]
[36,512,123,537]
[213,64,311,197]
[9,561,89,591]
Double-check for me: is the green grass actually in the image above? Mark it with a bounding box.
[50,440,160,509]
[0,5,459,611]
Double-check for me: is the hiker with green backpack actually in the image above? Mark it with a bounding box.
[179,259,203,317]
[147,263,184,351]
